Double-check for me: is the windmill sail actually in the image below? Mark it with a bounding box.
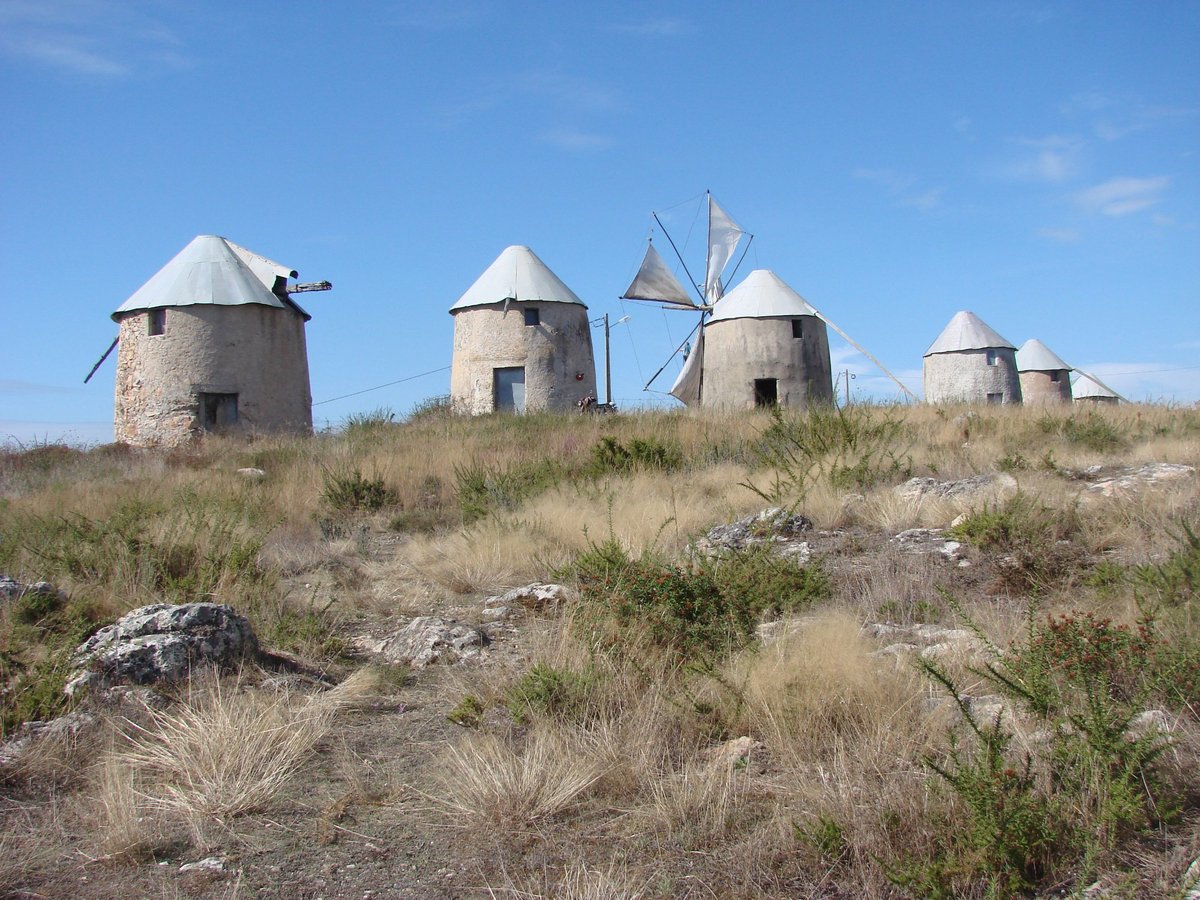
[669,330,704,405]
[621,243,696,308]
[704,196,743,304]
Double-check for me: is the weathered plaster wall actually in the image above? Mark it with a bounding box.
[924,349,1022,405]
[1075,395,1119,406]
[1019,370,1072,405]
[700,315,833,410]
[114,304,312,446]
[450,302,597,414]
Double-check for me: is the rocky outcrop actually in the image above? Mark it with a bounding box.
[481,583,574,621]
[894,473,1018,502]
[890,528,969,565]
[354,617,485,668]
[65,603,258,696]
[694,508,813,562]
[1081,462,1195,497]
[0,575,64,605]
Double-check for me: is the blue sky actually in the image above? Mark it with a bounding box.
[2,0,1197,444]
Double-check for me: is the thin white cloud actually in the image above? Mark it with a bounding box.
[998,135,1083,183]
[0,379,80,396]
[1036,227,1081,244]
[1075,176,1169,216]
[608,17,690,37]
[0,0,187,76]
[538,128,613,151]
[852,168,942,211]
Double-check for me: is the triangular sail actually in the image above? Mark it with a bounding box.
[622,243,696,308]
[705,196,743,304]
[668,330,704,406]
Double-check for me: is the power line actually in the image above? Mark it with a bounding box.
[313,366,450,406]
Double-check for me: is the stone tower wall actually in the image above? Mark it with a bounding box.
[450,302,597,415]
[923,348,1022,405]
[1019,369,1072,405]
[700,315,833,410]
[114,304,312,446]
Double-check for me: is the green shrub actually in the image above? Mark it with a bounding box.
[455,458,566,523]
[321,466,398,512]
[570,537,828,662]
[342,407,396,435]
[506,663,597,724]
[745,404,913,505]
[898,598,1180,896]
[949,494,1082,593]
[1062,412,1126,452]
[447,694,484,728]
[588,435,684,475]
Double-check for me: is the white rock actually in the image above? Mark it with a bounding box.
[180,856,227,874]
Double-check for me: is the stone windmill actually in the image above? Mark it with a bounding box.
[101,235,329,446]
[449,245,597,414]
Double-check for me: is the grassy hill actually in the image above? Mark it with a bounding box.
[1,403,1197,898]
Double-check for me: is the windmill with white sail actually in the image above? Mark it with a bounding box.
[621,193,913,409]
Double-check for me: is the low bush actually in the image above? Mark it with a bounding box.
[569,537,829,663]
[588,435,684,475]
[321,466,398,512]
[455,458,567,524]
[745,404,913,505]
[898,597,1187,896]
[949,493,1083,593]
[506,663,597,725]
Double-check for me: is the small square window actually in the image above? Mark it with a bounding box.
[986,349,998,366]
[524,308,540,326]
[148,309,166,336]
[986,392,1003,405]
[791,319,803,339]
[1050,371,1061,383]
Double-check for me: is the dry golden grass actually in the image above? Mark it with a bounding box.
[111,669,378,845]
[435,728,605,827]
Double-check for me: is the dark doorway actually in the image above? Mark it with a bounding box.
[754,378,778,408]
[198,393,239,431]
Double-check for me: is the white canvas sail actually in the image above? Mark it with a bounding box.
[668,330,704,406]
[622,243,696,308]
[704,196,743,304]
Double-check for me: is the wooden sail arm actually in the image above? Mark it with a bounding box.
[643,319,703,392]
[811,310,920,402]
[83,337,119,384]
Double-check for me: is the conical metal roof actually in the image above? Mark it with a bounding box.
[924,310,1015,356]
[706,269,819,323]
[1016,338,1072,373]
[1072,373,1119,399]
[112,235,307,321]
[450,245,585,312]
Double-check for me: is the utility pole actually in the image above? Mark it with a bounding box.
[604,313,612,406]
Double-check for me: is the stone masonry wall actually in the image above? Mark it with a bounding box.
[924,348,1022,405]
[113,304,312,447]
[1019,369,1072,405]
[450,302,597,415]
[701,315,833,410]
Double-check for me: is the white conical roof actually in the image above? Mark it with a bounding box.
[924,310,1015,356]
[112,235,303,321]
[1072,373,1119,399]
[450,245,585,312]
[1017,338,1072,373]
[706,269,819,323]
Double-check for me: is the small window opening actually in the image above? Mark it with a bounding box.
[148,309,166,336]
[986,349,998,366]
[524,308,540,326]
[986,392,1003,405]
[1050,371,1061,383]
[198,393,238,431]
[754,378,778,408]
[791,319,803,339]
